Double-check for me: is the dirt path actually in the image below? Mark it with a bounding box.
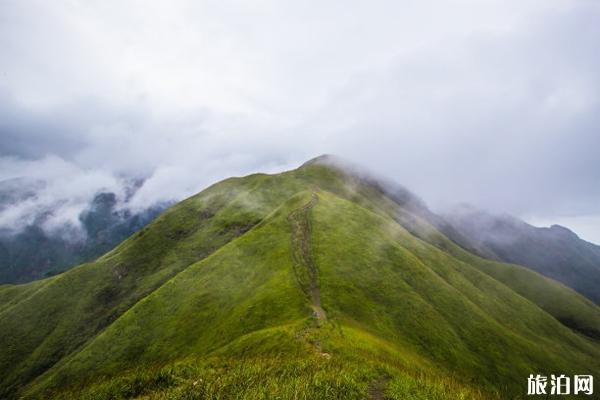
[288,192,326,321]
[366,377,389,400]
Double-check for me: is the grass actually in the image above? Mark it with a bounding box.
[1,157,599,399]
[39,355,441,400]
[311,192,599,393]
[40,324,494,400]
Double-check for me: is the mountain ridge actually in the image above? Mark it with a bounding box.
[1,156,598,399]
[441,204,600,305]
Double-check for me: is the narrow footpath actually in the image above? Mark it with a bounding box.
[288,192,326,321]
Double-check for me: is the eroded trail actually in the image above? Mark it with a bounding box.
[288,193,326,321]
[367,377,390,400]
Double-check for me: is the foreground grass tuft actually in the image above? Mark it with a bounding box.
[46,354,493,400]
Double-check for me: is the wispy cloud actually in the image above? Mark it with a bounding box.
[1,0,599,241]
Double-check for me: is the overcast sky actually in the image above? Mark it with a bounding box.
[1,0,600,242]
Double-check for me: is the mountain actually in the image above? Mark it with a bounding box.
[442,205,600,305]
[0,181,170,284]
[0,155,598,399]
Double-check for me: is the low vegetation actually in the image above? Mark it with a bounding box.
[1,156,598,399]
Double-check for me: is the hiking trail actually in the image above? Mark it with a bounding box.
[288,192,326,321]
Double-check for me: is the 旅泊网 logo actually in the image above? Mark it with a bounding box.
[527,374,593,396]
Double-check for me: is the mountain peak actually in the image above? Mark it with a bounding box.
[300,154,344,167]
[549,224,579,239]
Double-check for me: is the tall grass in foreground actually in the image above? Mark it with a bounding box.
[44,354,494,400]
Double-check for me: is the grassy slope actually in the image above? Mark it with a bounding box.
[25,189,600,399]
[400,217,600,340]
[1,160,599,399]
[23,191,489,400]
[440,209,600,305]
[312,193,599,390]
[0,173,306,398]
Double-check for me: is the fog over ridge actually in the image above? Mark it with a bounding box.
[1,0,599,242]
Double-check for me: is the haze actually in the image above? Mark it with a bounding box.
[1,1,599,242]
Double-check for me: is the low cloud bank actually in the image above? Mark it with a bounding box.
[1,0,600,241]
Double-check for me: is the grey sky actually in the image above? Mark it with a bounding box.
[1,1,599,242]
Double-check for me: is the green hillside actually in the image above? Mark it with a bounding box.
[441,206,600,305]
[1,156,599,399]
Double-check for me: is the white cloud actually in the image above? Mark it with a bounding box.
[0,156,124,235]
[1,0,599,241]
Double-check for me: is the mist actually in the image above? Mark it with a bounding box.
[1,1,599,242]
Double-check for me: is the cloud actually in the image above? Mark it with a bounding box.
[1,0,599,241]
[0,155,124,235]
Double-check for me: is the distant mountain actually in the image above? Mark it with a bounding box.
[363,174,600,307]
[0,181,170,283]
[0,155,598,399]
[442,205,600,305]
